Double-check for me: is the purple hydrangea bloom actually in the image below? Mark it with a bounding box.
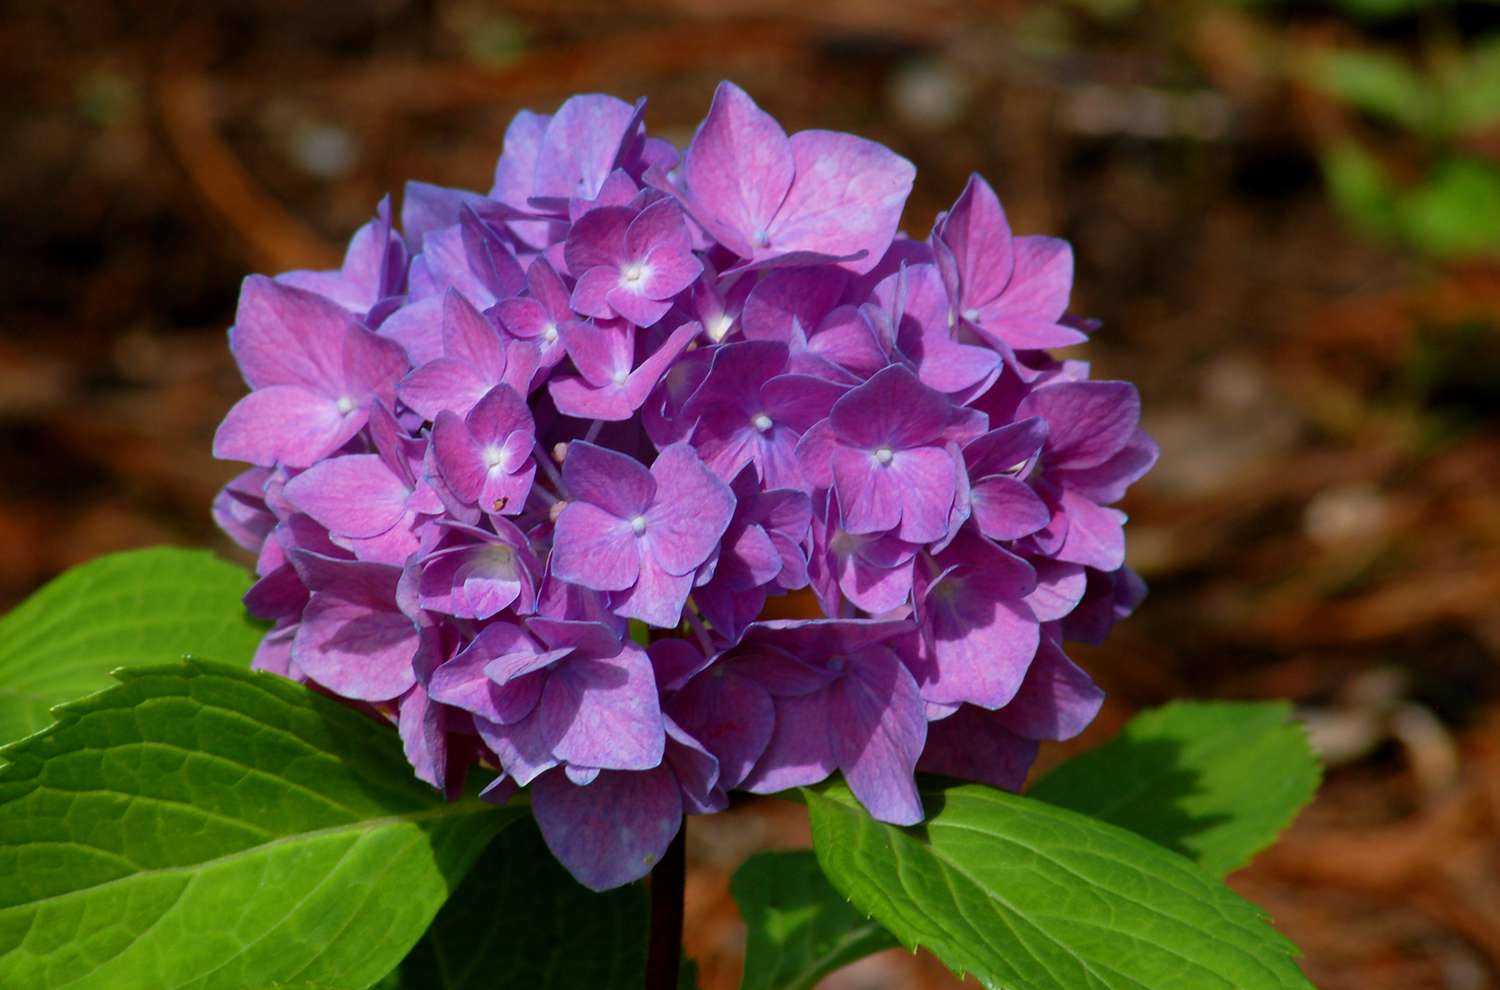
[565,199,703,327]
[551,441,734,626]
[212,81,1156,891]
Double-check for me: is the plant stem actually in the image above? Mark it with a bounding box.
[645,822,687,990]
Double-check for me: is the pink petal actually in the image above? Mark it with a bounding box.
[682,81,794,258]
[212,385,362,469]
[765,131,915,275]
[284,454,413,538]
[551,502,642,592]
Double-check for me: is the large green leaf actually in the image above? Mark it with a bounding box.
[0,660,512,990]
[731,850,895,990]
[1030,700,1320,876]
[389,815,647,989]
[0,547,266,745]
[806,777,1314,990]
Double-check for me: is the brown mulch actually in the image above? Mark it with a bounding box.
[4,3,1498,987]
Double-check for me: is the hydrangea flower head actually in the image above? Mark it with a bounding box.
[215,80,1155,891]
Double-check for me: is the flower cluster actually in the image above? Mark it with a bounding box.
[213,82,1156,890]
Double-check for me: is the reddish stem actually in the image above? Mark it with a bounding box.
[645,822,687,990]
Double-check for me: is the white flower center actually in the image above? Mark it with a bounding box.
[482,444,507,473]
[611,368,629,385]
[751,412,773,433]
[706,313,734,342]
[752,229,771,249]
[335,395,356,415]
[961,307,981,323]
[874,446,894,465]
[620,262,648,287]
[630,515,648,535]
[542,323,559,343]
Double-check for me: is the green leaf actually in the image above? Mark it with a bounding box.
[0,660,512,990]
[1030,701,1320,876]
[1319,141,1399,243]
[1398,157,1500,259]
[1301,47,1433,132]
[732,850,896,990]
[0,547,266,745]
[389,815,647,989]
[806,777,1314,990]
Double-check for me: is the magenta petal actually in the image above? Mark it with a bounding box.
[611,552,695,628]
[938,173,1015,309]
[293,593,417,702]
[829,647,926,825]
[833,446,902,536]
[740,690,835,794]
[284,454,412,538]
[1020,380,1140,471]
[918,705,1038,792]
[531,765,682,891]
[540,646,665,771]
[993,638,1104,741]
[829,364,955,450]
[562,440,655,518]
[605,285,673,328]
[887,446,958,543]
[970,476,1050,541]
[431,411,486,504]
[570,265,623,321]
[667,669,775,790]
[1055,490,1127,571]
[398,683,447,790]
[534,94,640,203]
[682,81,794,258]
[399,358,491,421]
[768,131,915,275]
[998,235,1073,322]
[213,385,361,468]
[230,276,348,391]
[551,502,641,592]
[1025,559,1088,622]
[644,443,736,575]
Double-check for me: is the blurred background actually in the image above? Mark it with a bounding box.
[5,0,1500,986]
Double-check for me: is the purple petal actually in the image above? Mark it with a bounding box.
[969,476,1050,541]
[1055,490,1127,571]
[682,81,794,258]
[551,502,641,592]
[830,646,926,824]
[1019,381,1140,471]
[829,364,955,450]
[766,131,915,275]
[918,705,1038,792]
[1024,559,1088,622]
[213,385,361,468]
[230,276,348,391]
[611,552,695,628]
[887,446,958,543]
[540,645,665,770]
[293,595,417,702]
[644,443,736,575]
[284,454,413,539]
[936,173,1015,311]
[993,638,1103,741]
[562,440,655,518]
[531,765,682,891]
[740,690,835,794]
[667,668,775,789]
